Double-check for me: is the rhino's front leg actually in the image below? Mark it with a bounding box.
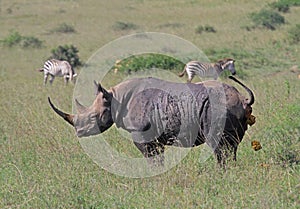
[133,141,165,166]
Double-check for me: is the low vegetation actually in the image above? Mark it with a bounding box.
[269,1,291,12]
[49,45,82,68]
[270,0,300,12]
[288,24,300,43]
[50,23,76,34]
[195,25,216,34]
[0,0,299,208]
[113,54,184,73]
[250,9,285,30]
[0,31,43,48]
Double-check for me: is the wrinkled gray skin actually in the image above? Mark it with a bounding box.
[48,76,254,165]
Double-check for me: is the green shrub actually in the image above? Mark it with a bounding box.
[273,0,300,6]
[19,36,43,48]
[49,45,82,68]
[113,21,138,31]
[270,1,290,12]
[285,0,300,5]
[288,24,300,44]
[195,25,216,34]
[269,0,300,12]
[250,9,285,30]
[204,25,216,33]
[1,31,43,48]
[113,53,184,73]
[51,23,76,33]
[1,31,22,47]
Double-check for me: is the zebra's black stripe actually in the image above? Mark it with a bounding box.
[39,59,76,85]
[179,58,236,82]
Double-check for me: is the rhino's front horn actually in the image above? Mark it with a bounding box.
[48,97,74,126]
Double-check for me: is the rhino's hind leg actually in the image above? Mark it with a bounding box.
[211,135,239,167]
[134,141,165,166]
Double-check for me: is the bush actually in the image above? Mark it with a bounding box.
[1,31,43,48]
[269,0,300,12]
[51,23,76,33]
[270,1,290,13]
[19,36,43,48]
[288,24,300,44]
[113,21,138,31]
[272,0,300,7]
[1,31,22,47]
[195,25,216,34]
[49,45,82,68]
[113,54,184,73]
[250,9,285,30]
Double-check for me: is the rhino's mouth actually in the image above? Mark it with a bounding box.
[74,113,101,137]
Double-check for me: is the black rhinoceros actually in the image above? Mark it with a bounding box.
[48,76,254,165]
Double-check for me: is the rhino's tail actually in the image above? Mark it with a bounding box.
[229,76,254,106]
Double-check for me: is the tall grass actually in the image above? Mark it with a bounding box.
[0,0,299,208]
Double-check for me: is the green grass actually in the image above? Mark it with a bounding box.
[0,0,299,208]
[250,9,285,30]
[288,24,300,44]
[1,31,43,48]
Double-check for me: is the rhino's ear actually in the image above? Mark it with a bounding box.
[75,99,87,114]
[94,80,112,100]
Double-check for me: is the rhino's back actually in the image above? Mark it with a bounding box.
[111,77,210,144]
[112,77,210,106]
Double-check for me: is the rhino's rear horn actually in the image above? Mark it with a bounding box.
[48,97,74,126]
[75,99,87,113]
[94,80,112,99]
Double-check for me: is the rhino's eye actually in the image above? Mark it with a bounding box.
[100,109,110,122]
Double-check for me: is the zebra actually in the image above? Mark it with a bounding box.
[178,58,236,82]
[38,59,77,85]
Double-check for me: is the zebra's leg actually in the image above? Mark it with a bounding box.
[49,75,55,85]
[44,73,48,85]
[72,77,76,84]
[64,75,69,84]
[187,72,193,83]
[187,76,193,83]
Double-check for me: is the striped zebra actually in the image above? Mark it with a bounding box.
[178,58,236,82]
[38,59,77,85]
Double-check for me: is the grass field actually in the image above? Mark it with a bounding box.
[0,0,300,208]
